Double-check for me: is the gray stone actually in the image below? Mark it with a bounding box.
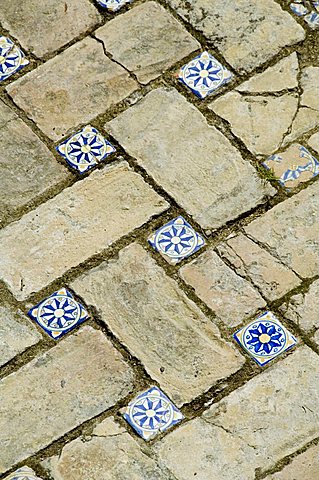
[0,326,135,473]
[0,161,168,300]
[0,0,101,58]
[71,243,244,406]
[180,248,266,327]
[106,88,275,230]
[308,131,319,154]
[6,38,138,141]
[95,1,199,84]
[166,0,304,73]
[264,444,319,480]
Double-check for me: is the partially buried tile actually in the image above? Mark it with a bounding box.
[3,466,43,479]
[0,36,28,82]
[290,2,308,16]
[122,386,184,440]
[28,288,89,339]
[234,311,297,366]
[148,216,205,265]
[305,10,319,27]
[97,0,132,11]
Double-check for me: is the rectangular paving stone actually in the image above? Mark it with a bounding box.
[0,0,101,58]
[6,37,138,141]
[244,181,319,278]
[264,444,319,480]
[0,326,135,473]
[0,304,42,367]
[95,1,200,84]
[0,99,70,223]
[106,88,275,230]
[180,248,266,327]
[0,161,168,300]
[71,243,245,406]
[166,0,305,73]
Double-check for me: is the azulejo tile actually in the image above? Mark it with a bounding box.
[96,0,133,12]
[122,386,184,440]
[178,51,232,99]
[4,466,43,480]
[290,2,308,16]
[305,10,319,26]
[56,125,116,173]
[148,216,205,265]
[263,144,319,188]
[0,36,29,82]
[28,288,89,339]
[234,311,297,366]
[290,1,319,26]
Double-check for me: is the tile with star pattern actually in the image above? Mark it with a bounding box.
[3,466,43,480]
[96,0,133,11]
[0,36,29,82]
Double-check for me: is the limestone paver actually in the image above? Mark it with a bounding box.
[6,38,138,141]
[95,1,200,84]
[0,326,135,472]
[106,88,275,230]
[308,131,319,154]
[264,444,319,480]
[0,162,168,300]
[71,243,245,406]
[0,0,101,58]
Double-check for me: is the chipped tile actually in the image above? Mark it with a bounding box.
[3,466,43,480]
[148,216,205,264]
[179,51,232,99]
[234,311,297,366]
[122,386,184,440]
[28,288,88,339]
[97,0,132,11]
[305,10,319,27]
[290,2,308,16]
[56,125,115,173]
[0,36,28,82]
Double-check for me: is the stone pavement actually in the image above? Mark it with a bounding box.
[0,1,318,479]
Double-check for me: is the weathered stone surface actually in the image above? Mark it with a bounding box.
[0,0,101,58]
[244,181,319,278]
[71,243,244,406]
[0,327,135,472]
[166,0,304,73]
[6,38,138,141]
[217,234,301,301]
[0,100,70,222]
[0,162,168,300]
[180,248,265,327]
[42,417,171,480]
[95,1,199,84]
[0,305,41,367]
[204,347,319,471]
[308,131,319,154]
[264,444,319,480]
[106,88,275,230]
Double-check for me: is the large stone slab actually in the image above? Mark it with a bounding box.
[6,38,138,141]
[0,327,135,473]
[0,161,168,300]
[95,1,199,84]
[166,0,304,73]
[106,88,275,229]
[264,444,319,480]
[71,243,244,406]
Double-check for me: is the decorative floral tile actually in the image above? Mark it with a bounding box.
[122,386,184,440]
[234,311,297,366]
[290,1,319,26]
[290,2,308,16]
[96,0,133,11]
[178,51,232,99]
[28,288,89,339]
[4,466,43,480]
[263,144,319,188]
[56,125,116,173]
[0,36,29,82]
[305,10,319,26]
[148,216,205,265]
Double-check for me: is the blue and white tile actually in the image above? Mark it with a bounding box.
[234,311,297,366]
[178,51,232,99]
[122,386,184,440]
[305,10,319,27]
[148,216,205,265]
[4,466,43,480]
[96,0,133,11]
[28,288,89,339]
[290,2,308,16]
[56,125,116,173]
[0,36,29,82]
[312,0,319,12]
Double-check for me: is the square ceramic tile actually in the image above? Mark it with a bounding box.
[263,144,319,188]
[0,36,29,82]
[56,125,116,173]
[96,0,133,11]
[28,288,89,339]
[148,216,205,265]
[4,466,43,480]
[178,51,232,99]
[234,311,297,366]
[290,2,308,16]
[122,386,184,440]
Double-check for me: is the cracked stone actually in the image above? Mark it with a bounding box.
[95,1,200,84]
[179,248,266,327]
[165,0,305,73]
[71,243,244,406]
[308,131,319,154]
[217,234,301,301]
[106,88,275,230]
[264,444,319,480]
